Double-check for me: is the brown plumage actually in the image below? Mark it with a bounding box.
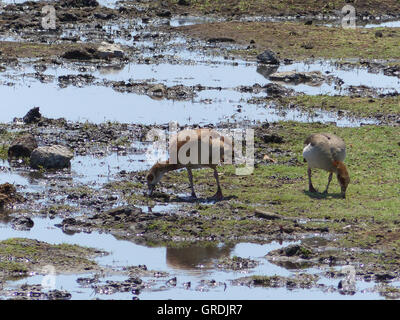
[303,133,350,198]
[146,128,233,200]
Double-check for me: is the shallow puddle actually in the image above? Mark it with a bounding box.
[0,57,387,126]
[0,216,384,299]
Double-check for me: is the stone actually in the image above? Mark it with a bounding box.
[178,0,190,5]
[61,49,96,60]
[23,107,41,124]
[207,37,236,43]
[256,64,279,78]
[8,133,38,158]
[268,71,325,84]
[264,83,294,97]
[156,10,172,17]
[147,84,167,97]
[97,42,124,59]
[30,145,74,169]
[11,216,34,231]
[60,0,99,7]
[256,50,280,65]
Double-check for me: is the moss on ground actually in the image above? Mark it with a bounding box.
[0,238,105,280]
[108,122,400,257]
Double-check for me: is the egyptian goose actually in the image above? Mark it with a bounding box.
[303,133,350,198]
[146,128,233,200]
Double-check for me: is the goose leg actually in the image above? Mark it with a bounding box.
[187,168,197,198]
[308,167,317,193]
[211,167,223,200]
[323,172,333,194]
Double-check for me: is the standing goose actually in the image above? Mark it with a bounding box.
[303,133,350,198]
[146,128,232,200]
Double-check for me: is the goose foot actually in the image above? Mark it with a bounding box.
[210,190,223,201]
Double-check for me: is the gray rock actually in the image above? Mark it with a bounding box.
[256,50,280,65]
[23,107,41,124]
[97,42,124,59]
[8,133,38,158]
[30,145,74,169]
[264,83,295,97]
[11,216,34,231]
[147,84,167,97]
[256,64,279,78]
[269,71,325,85]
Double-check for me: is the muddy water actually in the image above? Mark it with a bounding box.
[0,142,387,299]
[0,216,383,299]
[1,5,398,300]
[0,57,389,125]
[0,146,388,300]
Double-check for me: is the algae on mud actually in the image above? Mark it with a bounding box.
[0,237,106,281]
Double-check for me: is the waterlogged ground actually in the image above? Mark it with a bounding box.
[0,0,400,300]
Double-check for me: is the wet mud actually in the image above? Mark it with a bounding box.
[0,0,400,300]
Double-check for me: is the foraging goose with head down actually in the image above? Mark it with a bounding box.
[146,128,233,200]
[303,133,350,198]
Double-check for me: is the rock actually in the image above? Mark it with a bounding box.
[46,290,72,300]
[264,83,294,97]
[58,12,78,22]
[30,145,74,169]
[59,0,99,7]
[8,133,38,158]
[23,107,42,124]
[94,12,115,20]
[11,216,34,231]
[347,85,378,97]
[156,10,172,18]
[207,37,236,43]
[269,71,325,85]
[301,43,314,49]
[61,48,97,60]
[58,74,95,88]
[384,65,400,78]
[256,65,279,78]
[254,210,284,220]
[0,183,21,207]
[338,279,356,295]
[256,50,280,65]
[97,42,124,59]
[261,133,284,143]
[177,0,190,5]
[147,84,167,97]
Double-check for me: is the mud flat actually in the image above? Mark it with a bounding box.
[0,0,400,300]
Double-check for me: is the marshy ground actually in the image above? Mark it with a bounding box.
[0,0,399,300]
